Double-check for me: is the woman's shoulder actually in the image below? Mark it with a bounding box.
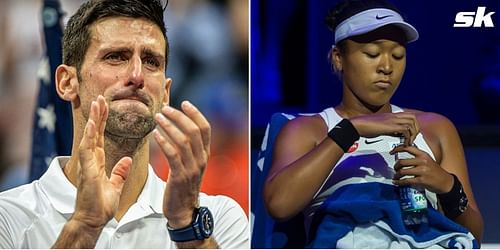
[402,109,460,163]
[279,114,328,145]
[402,108,456,131]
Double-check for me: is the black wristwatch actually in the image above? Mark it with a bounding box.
[167,207,214,242]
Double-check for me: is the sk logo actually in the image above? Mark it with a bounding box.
[454,6,495,27]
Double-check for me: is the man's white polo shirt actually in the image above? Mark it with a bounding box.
[0,157,249,248]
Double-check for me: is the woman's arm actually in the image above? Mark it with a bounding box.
[393,112,484,243]
[264,111,422,221]
[263,115,344,221]
[433,114,484,243]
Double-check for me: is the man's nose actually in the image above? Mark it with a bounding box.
[127,55,144,88]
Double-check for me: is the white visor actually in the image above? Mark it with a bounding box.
[334,8,419,44]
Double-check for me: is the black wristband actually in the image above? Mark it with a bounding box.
[437,174,468,220]
[327,119,360,153]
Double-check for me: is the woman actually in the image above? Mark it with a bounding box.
[263,0,483,248]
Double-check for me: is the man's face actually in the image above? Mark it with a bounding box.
[78,17,169,139]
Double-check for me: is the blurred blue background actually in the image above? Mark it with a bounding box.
[251,0,500,245]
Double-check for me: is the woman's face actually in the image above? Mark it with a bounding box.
[334,26,407,108]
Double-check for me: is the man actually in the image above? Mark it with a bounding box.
[0,0,249,248]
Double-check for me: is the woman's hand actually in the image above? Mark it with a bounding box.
[391,145,454,194]
[350,112,419,146]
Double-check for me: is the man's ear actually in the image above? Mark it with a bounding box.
[55,64,79,102]
[162,78,172,106]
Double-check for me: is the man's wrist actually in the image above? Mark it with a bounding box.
[53,218,104,248]
[167,207,214,243]
[166,211,194,229]
[66,218,104,237]
[175,238,219,249]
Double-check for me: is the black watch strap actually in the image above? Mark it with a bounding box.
[167,207,214,242]
[167,223,200,242]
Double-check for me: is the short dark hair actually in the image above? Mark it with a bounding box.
[62,0,169,72]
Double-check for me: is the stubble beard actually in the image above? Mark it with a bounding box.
[105,107,157,140]
[101,106,157,158]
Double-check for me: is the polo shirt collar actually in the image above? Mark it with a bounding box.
[39,156,76,214]
[136,163,165,214]
[39,156,165,216]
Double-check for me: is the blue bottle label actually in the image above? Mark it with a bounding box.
[399,186,427,212]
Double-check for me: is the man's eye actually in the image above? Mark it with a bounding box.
[144,57,160,67]
[105,53,125,61]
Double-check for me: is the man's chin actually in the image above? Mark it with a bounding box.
[104,129,152,140]
[106,110,156,140]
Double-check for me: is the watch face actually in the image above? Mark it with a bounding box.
[199,207,214,237]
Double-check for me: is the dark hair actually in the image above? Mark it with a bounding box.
[63,0,169,73]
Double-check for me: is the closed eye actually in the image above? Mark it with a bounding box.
[364,52,379,58]
[392,54,405,60]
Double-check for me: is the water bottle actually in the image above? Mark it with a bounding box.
[395,137,428,226]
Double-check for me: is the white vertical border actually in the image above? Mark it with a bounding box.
[247,0,253,246]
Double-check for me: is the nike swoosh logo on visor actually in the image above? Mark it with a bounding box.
[376,14,393,20]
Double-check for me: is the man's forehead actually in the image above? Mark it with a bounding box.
[89,16,166,53]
